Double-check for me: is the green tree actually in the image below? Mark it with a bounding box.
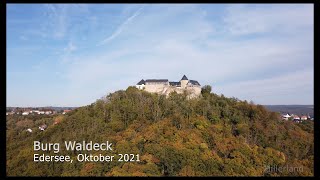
[201,85,212,96]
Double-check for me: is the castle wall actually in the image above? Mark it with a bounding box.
[145,85,201,99]
[136,84,145,90]
[145,84,167,93]
[180,80,188,88]
[185,86,201,99]
[163,86,184,96]
[141,79,202,99]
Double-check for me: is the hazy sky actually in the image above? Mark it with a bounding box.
[7,4,313,107]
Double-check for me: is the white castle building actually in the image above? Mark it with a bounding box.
[136,75,201,98]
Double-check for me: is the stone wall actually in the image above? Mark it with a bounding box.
[185,86,202,99]
[145,84,167,93]
[144,84,201,99]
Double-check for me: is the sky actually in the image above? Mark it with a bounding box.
[7,4,314,107]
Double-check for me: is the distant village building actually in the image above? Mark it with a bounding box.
[282,114,291,120]
[26,128,32,133]
[6,112,14,115]
[292,115,301,123]
[39,124,47,131]
[281,113,312,123]
[135,75,201,98]
[38,111,45,115]
[307,115,311,120]
[22,112,29,116]
[62,110,71,115]
[293,115,300,120]
[300,116,307,121]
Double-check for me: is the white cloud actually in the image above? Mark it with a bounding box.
[57,4,313,106]
[7,4,313,106]
[223,4,313,35]
[42,4,90,39]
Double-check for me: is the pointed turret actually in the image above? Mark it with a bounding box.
[180,75,189,88]
[137,79,145,85]
[136,79,145,90]
[181,75,188,80]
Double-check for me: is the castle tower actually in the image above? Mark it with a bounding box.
[180,75,188,88]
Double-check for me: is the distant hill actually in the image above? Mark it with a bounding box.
[263,105,314,117]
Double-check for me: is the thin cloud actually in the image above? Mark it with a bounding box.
[64,41,77,53]
[97,5,146,46]
[42,4,73,39]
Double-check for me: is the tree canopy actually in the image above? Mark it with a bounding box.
[6,86,313,176]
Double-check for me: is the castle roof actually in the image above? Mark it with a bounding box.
[136,75,201,87]
[181,75,188,80]
[189,80,201,86]
[169,81,181,86]
[145,79,168,83]
[137,79,145,85]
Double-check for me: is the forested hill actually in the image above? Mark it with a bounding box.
[6,86,314,176]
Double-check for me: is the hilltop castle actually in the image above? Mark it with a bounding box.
[135,75,201,98]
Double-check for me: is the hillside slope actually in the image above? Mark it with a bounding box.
[6,87,314,176]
